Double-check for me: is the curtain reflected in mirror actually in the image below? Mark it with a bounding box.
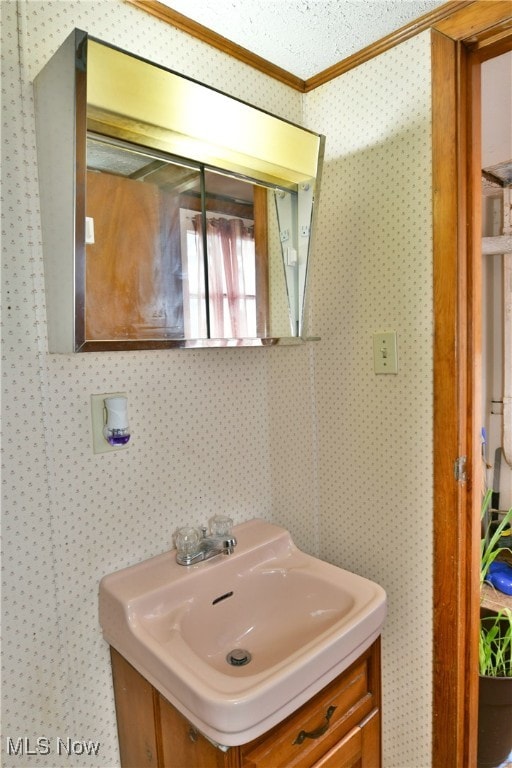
[184,213,256,339]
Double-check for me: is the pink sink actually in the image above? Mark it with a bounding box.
[99,519,386,746]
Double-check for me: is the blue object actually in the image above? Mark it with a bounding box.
[487,562,512,596]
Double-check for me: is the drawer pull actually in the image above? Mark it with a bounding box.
[293,705,337,745]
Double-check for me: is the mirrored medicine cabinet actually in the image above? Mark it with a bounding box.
[34,29,324,352]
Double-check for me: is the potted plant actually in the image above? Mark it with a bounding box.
[478,490,512,768]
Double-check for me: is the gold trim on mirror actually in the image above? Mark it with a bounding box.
[86,40,320,187]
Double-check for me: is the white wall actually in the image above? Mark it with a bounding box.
[482,52,512,169]
[2,2,435,767]
[305,33,434,767]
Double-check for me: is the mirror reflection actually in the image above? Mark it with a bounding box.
[86,134,298,344]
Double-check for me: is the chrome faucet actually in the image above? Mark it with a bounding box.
[175,516,237,566]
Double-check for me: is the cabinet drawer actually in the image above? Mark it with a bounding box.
[311,707,380,768]
[241,651,376,768]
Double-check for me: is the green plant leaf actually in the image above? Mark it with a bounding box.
[479,611,512,677]
[480,492,512,676]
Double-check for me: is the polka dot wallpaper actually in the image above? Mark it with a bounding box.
[2,1,433,766]
[306,33,434,767]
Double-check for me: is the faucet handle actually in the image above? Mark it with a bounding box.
[209,515,233,537]
[175,526,201,557]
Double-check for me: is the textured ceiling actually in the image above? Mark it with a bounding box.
[158,0,447,79]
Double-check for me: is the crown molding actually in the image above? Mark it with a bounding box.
[124,0,306,90]
[124,1,510,92]
[304,0,474,90]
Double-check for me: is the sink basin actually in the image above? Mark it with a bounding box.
[99,518,386,746]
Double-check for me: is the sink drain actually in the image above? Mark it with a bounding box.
[226,648,252,667]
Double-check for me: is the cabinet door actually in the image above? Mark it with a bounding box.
[311,726,362,768]
[158,694,240,768]
[110,649,160,768]
[358,707,380,767]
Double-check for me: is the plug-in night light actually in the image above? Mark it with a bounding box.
[103,396,130,446]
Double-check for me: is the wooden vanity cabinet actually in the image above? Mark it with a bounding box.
[110,639,381,768]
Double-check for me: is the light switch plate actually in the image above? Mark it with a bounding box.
[91,393,129,454]
[373,331,398,374]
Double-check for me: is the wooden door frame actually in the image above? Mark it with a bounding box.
[431,4,512,766]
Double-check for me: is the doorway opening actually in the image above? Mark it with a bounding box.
[432,7,512,766]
